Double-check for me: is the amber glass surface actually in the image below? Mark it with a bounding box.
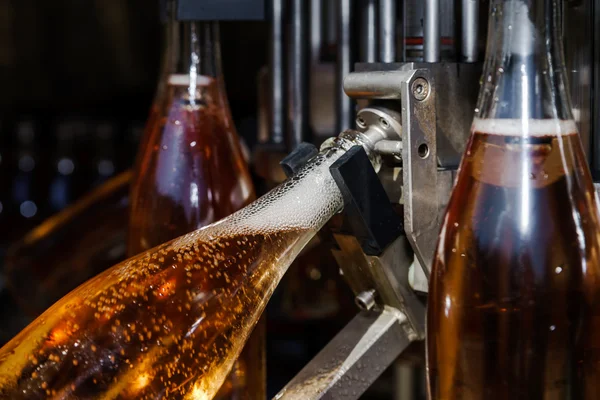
[127,78,254,256]
[427,127,600,399]
[5,171,131,316]
[127,76,260,399]
[0,130,359,399]
[427,1,600,398]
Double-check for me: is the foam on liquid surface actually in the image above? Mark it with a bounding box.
[171,137,354,248]
[473,118,578,137]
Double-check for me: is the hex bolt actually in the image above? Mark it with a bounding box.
[355,289,377,311]
[411,77,430,101]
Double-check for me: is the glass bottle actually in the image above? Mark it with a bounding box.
[126,9,261,399]
[0,130,377,399]
[5,171,130,316]
[427,1,600,398]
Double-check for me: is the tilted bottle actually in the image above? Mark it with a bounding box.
[0,130,376,399]
[126,9,262,398]
[427,1,600,398]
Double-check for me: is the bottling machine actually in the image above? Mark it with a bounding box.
[177,0,598,398]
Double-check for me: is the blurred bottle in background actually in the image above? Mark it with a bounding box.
[127,2,264,397]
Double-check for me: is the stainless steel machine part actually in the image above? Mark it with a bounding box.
[273,307,412,400]
[269,0,286,146]
[310,0,323,62]
[336,0,356,132]
[460,0,479,62]
[289,0,310,148]
[424,0,440,62]
[379,0,397,62]
[360,0,378,62]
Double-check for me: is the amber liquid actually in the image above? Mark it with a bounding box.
[128,77,261,399]
[0,224,311,399]
[427,128,600,399]
[128,79,254,253]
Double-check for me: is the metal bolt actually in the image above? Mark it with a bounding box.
[355,289,377,311]
[411,78,430,101]
[356,117,367,128]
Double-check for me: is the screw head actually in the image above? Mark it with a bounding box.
[356,117,366,128]
[411,78,430,101]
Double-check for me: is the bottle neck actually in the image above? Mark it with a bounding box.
[476,0,573,121]
[167,21,222,79]
[157,9,227,107]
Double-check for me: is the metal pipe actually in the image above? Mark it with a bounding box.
[336,0,355,132]
[269,0,286,146]
[288,0,310,149]
[424,0,440,62]
[461,0,479,62]
[360,0,377,62]
[379,0,396,62]
[325,0,337,57]
[310,0,323,62]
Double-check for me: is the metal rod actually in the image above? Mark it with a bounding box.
[269,0,286,146]
[336,0,355,132]
[288,0,310,149]
[461,0,479,62]
[424,0,440,62]
[393,362,415,400]
[275,308,412,400]
[379,0,396,62]
[325,0,337,57]
[360,0,377,62]
[310,0,323,62]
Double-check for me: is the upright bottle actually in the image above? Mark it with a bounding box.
[126,6,261,399]
[0,130,376,399]
[427,1,600,398]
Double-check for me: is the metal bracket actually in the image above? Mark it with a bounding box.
[273,307,412,400]
[176,0,265,20]
[400,69,438,278]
